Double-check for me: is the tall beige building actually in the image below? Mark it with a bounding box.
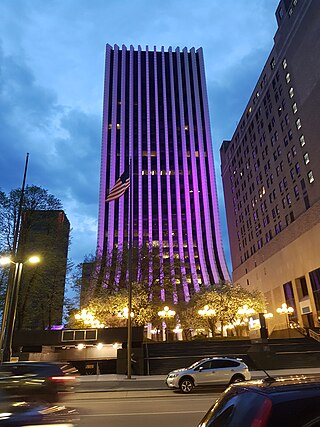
[220,0,320,332]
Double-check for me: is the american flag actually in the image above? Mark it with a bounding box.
[106,170,130,202]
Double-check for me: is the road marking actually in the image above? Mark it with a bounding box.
[80,410,206,417]
[70,396,218,404]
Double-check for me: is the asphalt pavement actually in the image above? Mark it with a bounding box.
[76,367,320,393]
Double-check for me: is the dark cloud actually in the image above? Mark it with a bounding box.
[0,44,100,264]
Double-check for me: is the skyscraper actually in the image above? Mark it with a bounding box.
[97,44,229,303]
[220,0,320,329]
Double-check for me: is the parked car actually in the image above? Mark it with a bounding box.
[197,376,320,427]
[165,357,251,393]
[0,361,79,403]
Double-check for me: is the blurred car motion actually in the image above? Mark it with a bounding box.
[0,389,79,426]
[166,357,251,393]
[197,376,320,427]
[0,361,79,403]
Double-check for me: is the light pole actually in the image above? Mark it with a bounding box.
[0,255,40,362]
[198,305,216,337]
[158,306,176,341]
[276,303,294,335]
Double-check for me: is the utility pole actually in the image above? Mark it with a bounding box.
[0,153,29,362]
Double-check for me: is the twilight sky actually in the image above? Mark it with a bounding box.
[0,0,279,273]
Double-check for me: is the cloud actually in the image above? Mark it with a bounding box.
[0,0,279,271]
[0,43,100,265]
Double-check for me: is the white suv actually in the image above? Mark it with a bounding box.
[165,357,251,393]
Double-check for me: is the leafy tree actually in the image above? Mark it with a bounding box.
[69,282,156,328]
[0,185,67,330]
[179,283,266,338]
[0,186,62,254]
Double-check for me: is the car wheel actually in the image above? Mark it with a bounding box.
[229,374,245,384]
[179,377,194,394]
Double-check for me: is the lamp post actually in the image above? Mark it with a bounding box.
[198,305,216,337]
[276,303,294,334]
[0,255,40,362]
[158,306,176,341]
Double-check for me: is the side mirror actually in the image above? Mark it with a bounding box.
[198,366,203,372]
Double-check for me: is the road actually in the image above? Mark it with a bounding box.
[65,390,221,427]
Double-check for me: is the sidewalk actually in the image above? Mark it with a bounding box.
[77,367,320,393]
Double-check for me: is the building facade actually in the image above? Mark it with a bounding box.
[17,210,70,329]
[220,0,320,330]
[97,44,229,303]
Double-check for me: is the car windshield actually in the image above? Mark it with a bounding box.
[187,359,209,370]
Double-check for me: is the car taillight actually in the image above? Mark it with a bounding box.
[49,376,76,382]
[251,397,272,427]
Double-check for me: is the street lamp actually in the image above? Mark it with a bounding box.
[198,305,216,317]
[74,309,105,328]
[158,306,176,341]
[158,306,176,318]
[237,305,255,316]
[0,255,40,362]
[276,303,294,332]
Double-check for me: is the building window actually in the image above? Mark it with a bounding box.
[291,146,297,157]
[309,268,320,315]
[282,58,287,69]
[285,73,291,83]
[287,151,292,164]
[289,87,294,98]
[294,185,299,198]
[292,102,298,114]
[296,118,302,130]
[307,171,314,184]
[295,162,301,175]
[270,58,276,70]
[287,194,292,205]
[285,114,290,125]
[290,168,295,181]
[279,181,284,192]
[299,134,305,147]
[303,153,310,165]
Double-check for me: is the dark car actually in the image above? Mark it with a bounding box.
[0,361,78,403]
[0,389,79,426]
[197,376,320,427]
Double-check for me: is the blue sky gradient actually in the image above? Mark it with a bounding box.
[0,0,278,273]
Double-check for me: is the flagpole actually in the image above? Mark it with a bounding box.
[127,157,133,379]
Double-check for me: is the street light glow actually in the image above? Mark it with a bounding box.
[198,305,216,316]
[237,305,255,316]
[276,303,294,314]
[74,309,105,328]
[117,307,134,319]
[0,257,11,266]
[28,255,40,264]
[158,306,176,318]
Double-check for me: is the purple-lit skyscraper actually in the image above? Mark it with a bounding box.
[97,44,230,303]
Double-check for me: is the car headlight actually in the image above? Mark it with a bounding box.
[0,413,12,420]
[168,373,178,378]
